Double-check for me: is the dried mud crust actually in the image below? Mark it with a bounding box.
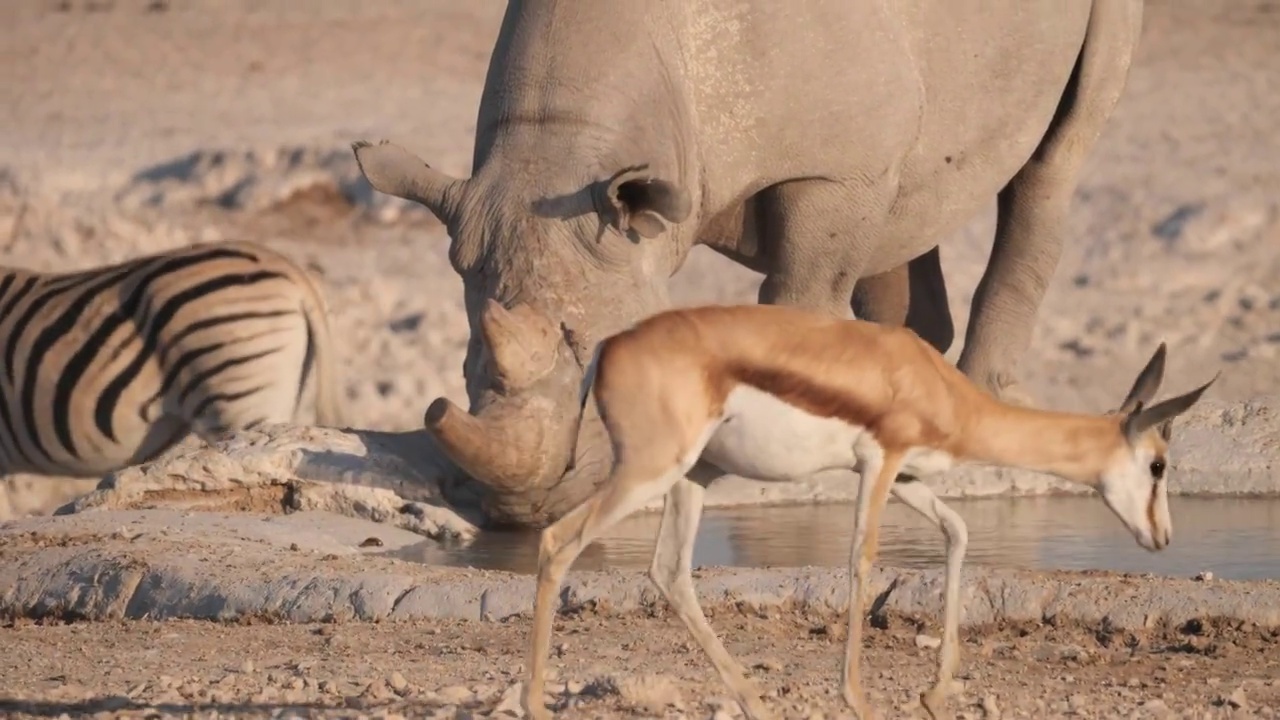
[0,610,1275,720]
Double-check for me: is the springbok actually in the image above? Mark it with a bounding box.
[520,303,1217,720]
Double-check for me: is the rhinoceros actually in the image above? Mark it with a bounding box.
[354,0,1145,528]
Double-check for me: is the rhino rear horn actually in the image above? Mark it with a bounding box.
[603,165,692,240]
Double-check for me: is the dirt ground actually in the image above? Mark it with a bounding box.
[0,609,1276,719]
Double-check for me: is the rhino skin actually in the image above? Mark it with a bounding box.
[354,0,1145,528]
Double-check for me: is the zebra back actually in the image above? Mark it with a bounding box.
[0,240,342,477]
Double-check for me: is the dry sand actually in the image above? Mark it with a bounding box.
[1,0,1279,716]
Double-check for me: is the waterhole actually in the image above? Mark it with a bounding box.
[389,496,1280,581]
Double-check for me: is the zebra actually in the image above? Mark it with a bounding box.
[0,240,344,478]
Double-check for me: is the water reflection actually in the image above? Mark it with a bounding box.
[389,496,1280,581]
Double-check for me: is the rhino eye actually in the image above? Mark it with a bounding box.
[1149,459,1166,479]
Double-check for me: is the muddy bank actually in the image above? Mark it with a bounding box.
[2,509,1278,631]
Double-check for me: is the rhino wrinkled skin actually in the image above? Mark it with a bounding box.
[355,0,1145,527]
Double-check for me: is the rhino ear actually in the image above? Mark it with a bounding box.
[352,140,465,224]
[603,165,692,240]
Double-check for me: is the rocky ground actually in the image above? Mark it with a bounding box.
[0,608,1277,719]
[1,1,1279,717]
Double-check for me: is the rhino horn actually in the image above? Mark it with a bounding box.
[425,391,572,493]
[428,301,581,491]
[481,300,561,391]
[352,140,465,224]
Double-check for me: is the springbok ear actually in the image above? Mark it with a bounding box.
[1118,342,1167,415]
[602,165,692,240]
[1123,371,1219,444]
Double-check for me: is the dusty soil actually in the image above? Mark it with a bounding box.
[0,610,1277,719]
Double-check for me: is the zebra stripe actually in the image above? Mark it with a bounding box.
[0,240,343,478]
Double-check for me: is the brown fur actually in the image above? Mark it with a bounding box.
[595,304,1128,483]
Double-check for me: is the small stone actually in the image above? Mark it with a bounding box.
[388,671,409,693]
[239,659,255,674]
[1224,685,1248,710]
[915,634,942,650]
[752,658,783,673]
[493,682,525,717]
[981,694,1001,719]
[359,536,384,548]
[436,685,474,704]
[1195,570,1214,582]
[616,674,683,713]
[282,688,308,705]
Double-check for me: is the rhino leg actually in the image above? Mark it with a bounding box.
[956,0,1142,409]
[755,179,896,316]
[851,265,909,326]
[853,246,955,355]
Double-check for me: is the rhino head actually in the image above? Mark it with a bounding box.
[353,140,693,526]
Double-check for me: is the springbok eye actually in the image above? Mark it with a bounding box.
[1149,459,1166,479]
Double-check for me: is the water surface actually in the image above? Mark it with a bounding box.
[390,496,1280,581]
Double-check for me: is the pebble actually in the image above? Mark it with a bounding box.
[1141,698,1169,713]
[915,634,942,650]
[436,684,475,704]
[388,671,408,693]
[752,658,783,673]
[492,682,526,717]
[981,694,1001,719]
[1224,685,1248,710]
